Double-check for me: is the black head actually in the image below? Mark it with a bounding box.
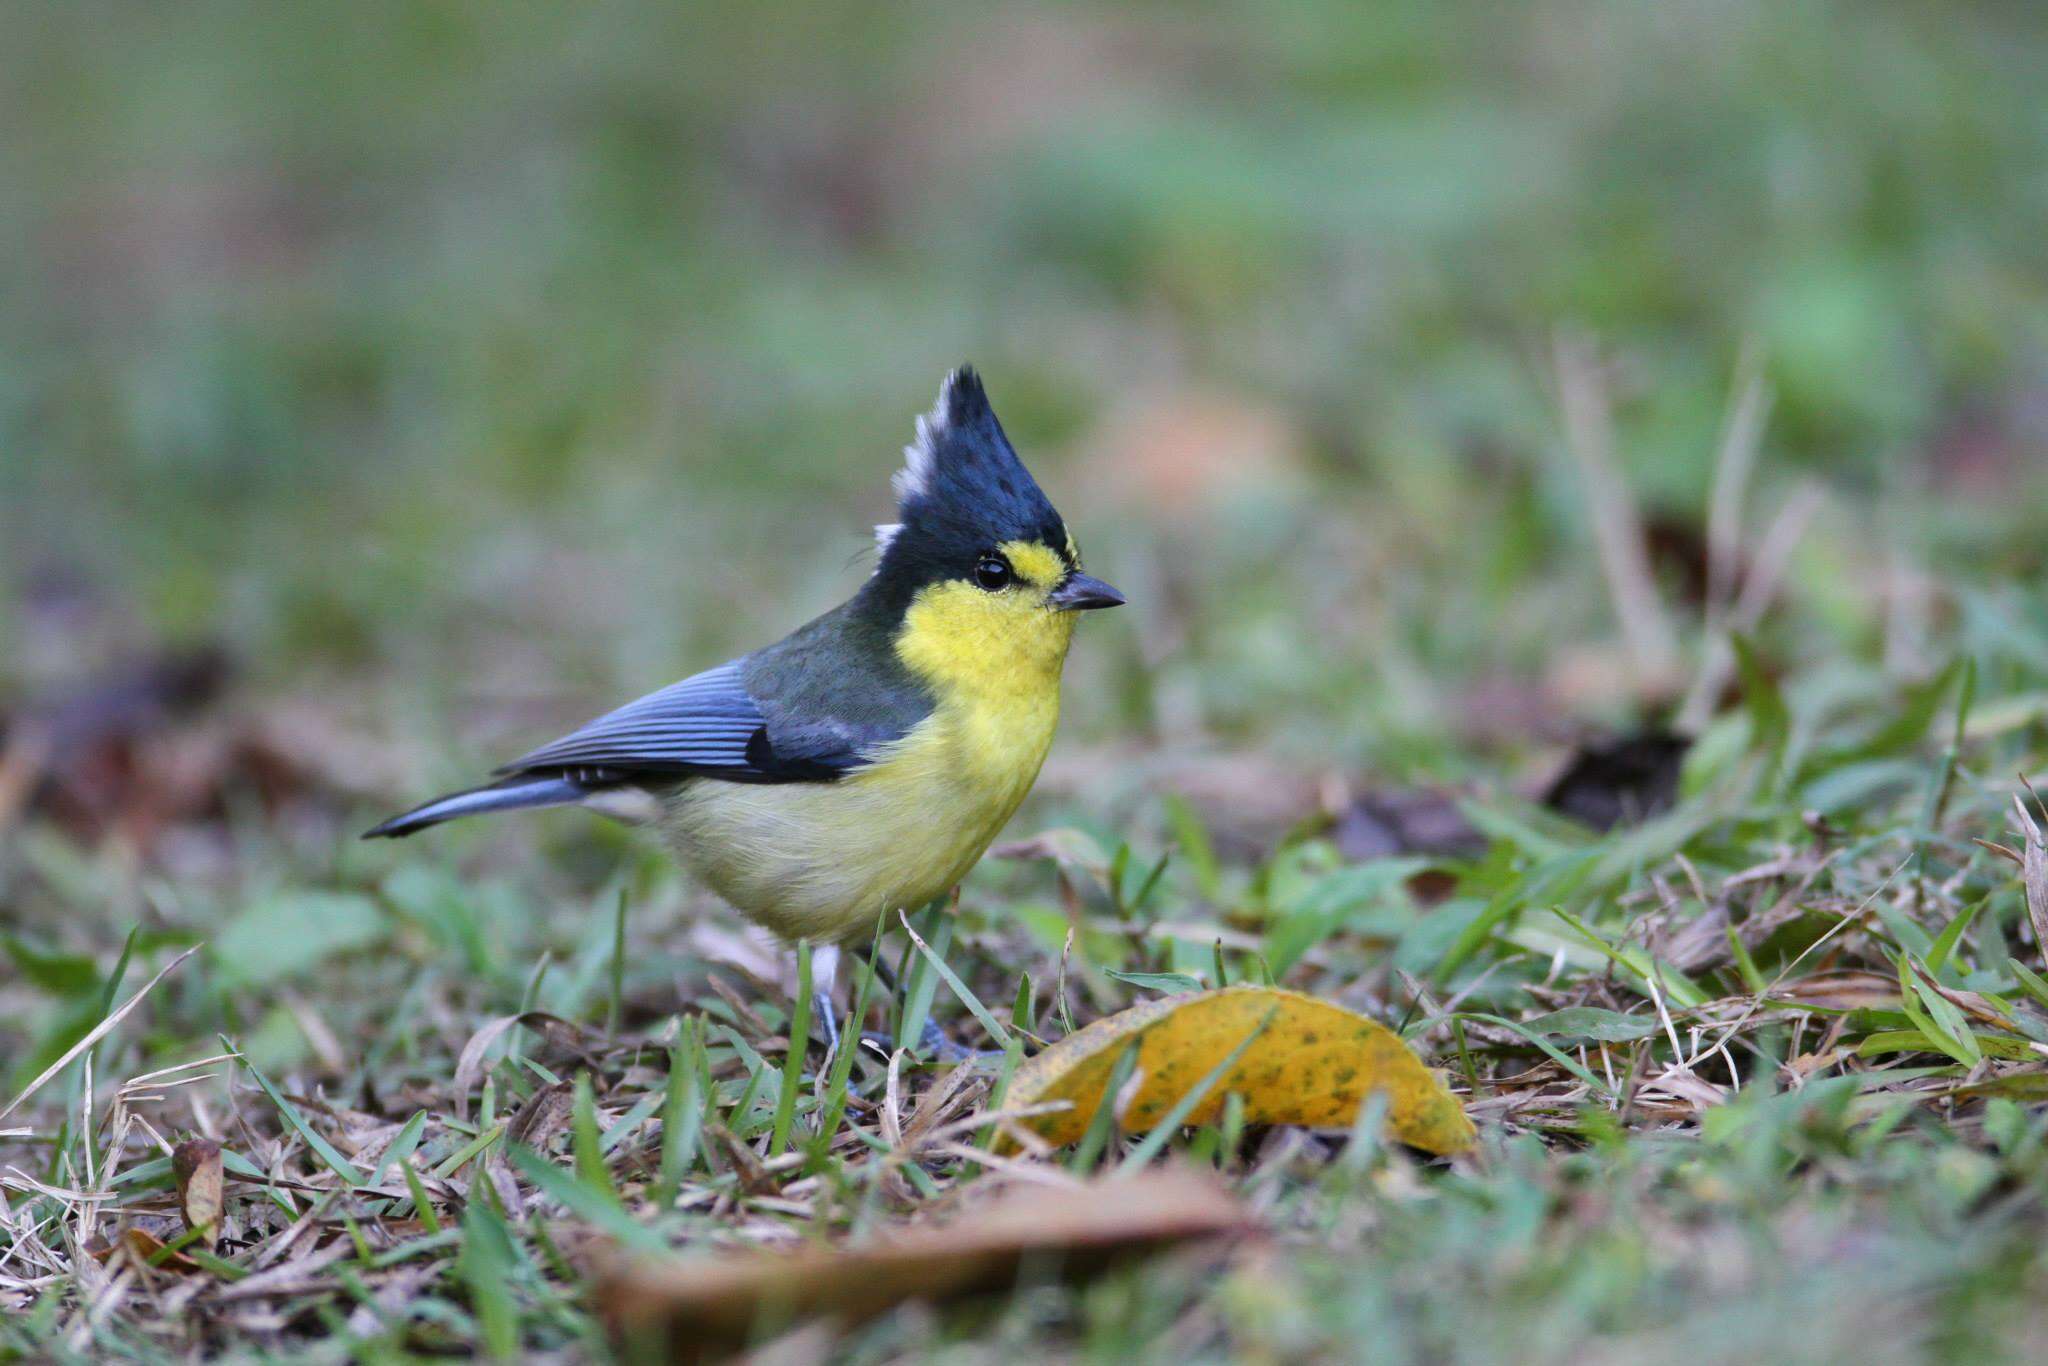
[863,368,1077,612]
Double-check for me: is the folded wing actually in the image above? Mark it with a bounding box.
[499,659,890,784]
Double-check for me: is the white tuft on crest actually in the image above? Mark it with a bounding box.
[890,380,955,505]
[873,522,902,556]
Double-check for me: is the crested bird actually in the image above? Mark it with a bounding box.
[365,368,1124,1044]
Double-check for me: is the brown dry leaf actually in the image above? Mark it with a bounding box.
[172,1137,224,1252]
[507,1079,576,1149]
[595,1167,1251,1359]
[451,1011,589,1121]
[998,986,1475,1156]
[92,1227,203,1275]
[1788,1048,1844,1079]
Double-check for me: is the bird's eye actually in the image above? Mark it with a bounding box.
[974,554,1013,591]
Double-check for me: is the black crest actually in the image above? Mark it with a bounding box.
[868,368,1068,602]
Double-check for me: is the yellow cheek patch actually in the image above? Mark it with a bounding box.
[1000,540,1068,590]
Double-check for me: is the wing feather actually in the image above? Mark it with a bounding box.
[497,660,886,783]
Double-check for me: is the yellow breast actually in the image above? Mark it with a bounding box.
[661,568,1077,942]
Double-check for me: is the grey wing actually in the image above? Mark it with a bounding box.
[496,660,883,784]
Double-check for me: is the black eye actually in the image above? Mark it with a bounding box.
[974,554,1013,591]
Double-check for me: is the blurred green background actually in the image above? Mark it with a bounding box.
[5,0,2047,809]
[8,11,2048,1354]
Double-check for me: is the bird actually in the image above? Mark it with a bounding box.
[364,367,1124,1044]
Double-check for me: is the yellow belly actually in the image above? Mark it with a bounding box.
[658,689,1060,942]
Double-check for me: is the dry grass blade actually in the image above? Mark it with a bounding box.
[1703,340,1771,614]
[1679,483,1824,732]
[1,946,200,1121]
[1679,340,1773,732]
[2014,787,2048,961]
[1729,483,1825,630]
[0,1170,114,1203]
[1552,329,1681,695]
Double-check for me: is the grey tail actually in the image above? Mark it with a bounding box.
[361,776,588,839]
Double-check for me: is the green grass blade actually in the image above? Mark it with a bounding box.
[771,940,813,1157]
[895,904,951,1056]
[432,1122,506,1180]
[899,910,1011,1049]
[401,1157,441,1235]
[976,1034,1025,1151]
[1551,907,1707,1009]
[457,1199,520,1360]
[1926,894,1987,975]
[369,1110,428,1187]
[606,887,629,1037]
[1731,632,1790,788]
[1726,925,1767,995]
[655,1023,703,1204]
[819,944,882,1146]
[571,1070,620,1204]
[599,1089,662,1154]
[95,927,140,1019]
[1165,795,1223,901]
[1461,1013,1612,1095]
[1069,1037,1141,1173]
[242,1057,366,1186]
[1434,880,1527,985]
[507,1142,665,1254]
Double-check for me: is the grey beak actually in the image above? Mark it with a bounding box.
[1049,571,1126,612]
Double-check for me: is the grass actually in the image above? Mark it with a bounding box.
[7,624,2048,1359]
[7,0,2048,1360]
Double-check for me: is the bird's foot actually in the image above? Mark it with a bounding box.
[856,1019,1004,1064]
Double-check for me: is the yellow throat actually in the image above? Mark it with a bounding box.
[891,537,1077,785]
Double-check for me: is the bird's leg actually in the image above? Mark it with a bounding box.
[808,943,842,1055]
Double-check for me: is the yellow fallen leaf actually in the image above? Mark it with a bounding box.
[1000,985,1475,1155]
